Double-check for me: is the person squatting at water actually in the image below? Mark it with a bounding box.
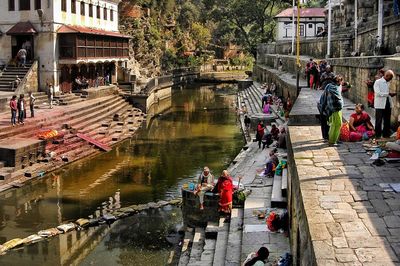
[193,167,214,210]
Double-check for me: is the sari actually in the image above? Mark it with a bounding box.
[217,175,233,214]
[349,111,375,141]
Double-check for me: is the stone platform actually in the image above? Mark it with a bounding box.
[287,89,400,265]
[0,138,45,171]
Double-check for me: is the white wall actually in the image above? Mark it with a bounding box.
[53,0,119,32]
[276,17,325,41]
[0,0,122,92]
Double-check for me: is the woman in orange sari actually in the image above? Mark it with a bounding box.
[217,170,234,215]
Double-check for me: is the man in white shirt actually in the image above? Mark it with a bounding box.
[374,70,397,138]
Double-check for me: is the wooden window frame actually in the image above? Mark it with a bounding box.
[104,7,107,20]
[97,5,101,19]
[110,9,114,21]
[34,0,41,10]
[80,2,85,16]
[60,34,130,60]
[89,4,93,17]
[71,0,76,14]
[9,0,15,11]
[19,0,31,10]
[61,0,66,12]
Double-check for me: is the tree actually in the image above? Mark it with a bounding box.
[208,0,291,57]
[191,22,211,51]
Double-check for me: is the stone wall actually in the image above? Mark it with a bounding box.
[258,16,400,59]
[256,54,400,127]
[16,61,39,95]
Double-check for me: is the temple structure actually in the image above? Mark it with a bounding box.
[0,0,130,92]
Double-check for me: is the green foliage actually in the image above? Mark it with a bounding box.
[305,0,328,8]
[191,22,212,51]
[120,0,292,73]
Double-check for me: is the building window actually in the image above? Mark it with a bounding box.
[71,0,76,14]
[110,10,114,21]
[61,0,66,12]
[308,24,313,29]
[80,2,85,16]
[104,7,107,20]
[34,0,41,10]
[9,0,15,11]
[89,4,93,17]
[19,0,31,10]
[97,5,100,18]
[300,25,305,36]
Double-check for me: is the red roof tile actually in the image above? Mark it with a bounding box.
[275,8,326,18]
[57,25,131,39]
[6,21,37,35]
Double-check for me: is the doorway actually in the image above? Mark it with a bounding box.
[11,35,34,62]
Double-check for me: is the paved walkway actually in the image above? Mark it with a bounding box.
[289,89,400,265]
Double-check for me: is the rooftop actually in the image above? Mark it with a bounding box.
[275,8,326,18]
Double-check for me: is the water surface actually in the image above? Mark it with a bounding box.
[0,83,244,265]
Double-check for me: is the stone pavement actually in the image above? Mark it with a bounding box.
[288,88,400,265]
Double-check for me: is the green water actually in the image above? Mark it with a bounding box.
[0,83,244,265]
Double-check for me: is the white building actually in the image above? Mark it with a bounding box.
[0,0,129,92]
[275,8,326,41]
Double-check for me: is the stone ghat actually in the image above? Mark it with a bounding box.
[0,198,183,255]
[0,91,147,192]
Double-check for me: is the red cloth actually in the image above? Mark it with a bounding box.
[218,176,233,213]
[350,112,371,129]
[309,75,314,88]
[9,99,17,110]
[340,123,350,142]
[349,112,374,141]
[257,124,264,137]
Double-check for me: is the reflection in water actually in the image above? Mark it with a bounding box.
[0,83,244,265]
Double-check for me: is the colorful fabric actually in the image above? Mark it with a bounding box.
[218,176,233,213]
[340,123,350,142]
[328,111,342,144]
[350,112,371,128]
[325,83,343,117]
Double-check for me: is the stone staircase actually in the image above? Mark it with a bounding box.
[0,93,144,187]
[0,65,32,91]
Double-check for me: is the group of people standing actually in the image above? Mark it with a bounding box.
[9,93,35,126]
[318,63,397,146]
[306,58,335,90]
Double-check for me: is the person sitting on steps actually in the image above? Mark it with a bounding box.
[194,167,214,210]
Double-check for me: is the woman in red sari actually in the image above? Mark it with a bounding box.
[349,104,375,142]
[217,170,234,215]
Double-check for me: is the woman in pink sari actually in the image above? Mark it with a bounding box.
[349,104,375,142]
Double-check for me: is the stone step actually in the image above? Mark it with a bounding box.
[212,218,229,266]
[281,168,288,198]
[0,95,119,139]
[271,174,287,208]
[188,227,206,264]
[178,228,194,266]
[225,208,244,266]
